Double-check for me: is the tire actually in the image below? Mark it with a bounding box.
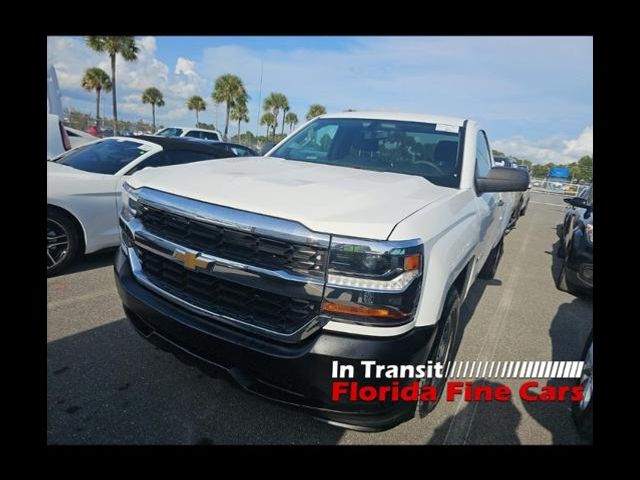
[418,288,461,416]
[519,202,528,216]
[478,236,504,280]
[556,241,579,295]
[47,207,81,277]
[572,332,593,443]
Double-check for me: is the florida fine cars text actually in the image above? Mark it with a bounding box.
[331,361,585,403]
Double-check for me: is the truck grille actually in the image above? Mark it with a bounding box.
[139,204,327,277]
[137,248,321,335]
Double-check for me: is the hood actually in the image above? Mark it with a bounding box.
[127,156,455,239]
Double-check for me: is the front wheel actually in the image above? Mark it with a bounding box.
[418,288,461,416]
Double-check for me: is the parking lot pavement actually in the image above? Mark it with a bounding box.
[47,191,592,445]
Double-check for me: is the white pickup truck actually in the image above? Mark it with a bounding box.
[115,111,528,431]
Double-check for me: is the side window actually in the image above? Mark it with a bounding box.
[200,132,220,141]
[475,130,492,178]
[184,131,202,138]
[165,150,218,166]
[230,146,252,157]
[126,151,170,174]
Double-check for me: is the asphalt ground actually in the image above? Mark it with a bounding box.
[47,191,592,444]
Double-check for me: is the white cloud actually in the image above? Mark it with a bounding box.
[175,57,197,76]
[493,126,593,164]
[47,36,205,126]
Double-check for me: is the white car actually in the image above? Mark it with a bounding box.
[64,126,98,149]
[155,126,222,141]
[116,111,529,430]
[47,136,235,276]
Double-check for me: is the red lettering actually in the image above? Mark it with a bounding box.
[519,381,540,401]
[570,386,584,402]
[332,381,349,401]
[401,381,419,401]
[494,385,512,402]
[447,381,464,401]
[360,386,377,401]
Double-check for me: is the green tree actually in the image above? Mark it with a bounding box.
[263,92,289,136]
[187,95,207,126]
[81,67,112,130]
[230,101,250,139]
[260,112,277,140]
[212,74,248,139]
[305,104,326,121]
[196,122,217,130]
[531,164,550,178]
[85,36,139,135]
[285,112,299,132]
[141,87,165,131]
[491,149,506,157]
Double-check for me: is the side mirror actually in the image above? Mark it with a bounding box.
[476,166,529,193]
[563,197,589,208]
[259,142,276,156]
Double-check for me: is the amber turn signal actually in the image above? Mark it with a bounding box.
[404,254,421,271]
[321,301,408,319]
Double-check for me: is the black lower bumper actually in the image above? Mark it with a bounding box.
[114,249,437,431]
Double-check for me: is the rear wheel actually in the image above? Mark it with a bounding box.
[47,208,81,277]
[478,236,504,280]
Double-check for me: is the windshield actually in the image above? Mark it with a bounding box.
[269,118,463,187]
[156,127,183,137]
[56,139,151,174]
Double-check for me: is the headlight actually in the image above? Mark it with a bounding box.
[119,183,141,255]
[321,237,423,326]
[121,182,142,221]
[585,223,593,244]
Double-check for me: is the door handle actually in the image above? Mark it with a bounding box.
[497,199,504,206]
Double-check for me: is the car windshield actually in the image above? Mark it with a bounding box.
[56,139,151,175]
[269,118,463,187]
[156,127,183,137]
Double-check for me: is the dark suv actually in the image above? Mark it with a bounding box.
[558,186,593,295]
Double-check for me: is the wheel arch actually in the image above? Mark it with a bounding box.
[47,203,86,255]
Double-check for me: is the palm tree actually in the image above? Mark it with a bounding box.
[285,112,299,133]
[230,101,250,140]
[260,112,277,140]
[306,104,327,121]
[141,87,165,131]
[263,92,289,136]
[212,74,248,140]
[85,36,139,135]
[187,96,206,126]
[81,67,112,130]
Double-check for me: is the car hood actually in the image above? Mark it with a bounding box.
[126,156,455,239]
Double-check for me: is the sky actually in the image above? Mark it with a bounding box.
[47,36,593,164]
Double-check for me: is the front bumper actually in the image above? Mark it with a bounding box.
[566,229,593,292]
[114,249,437,431]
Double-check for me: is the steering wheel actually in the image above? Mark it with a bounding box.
[419,160,446,176]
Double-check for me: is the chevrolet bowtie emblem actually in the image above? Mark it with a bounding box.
[173,248,212,271]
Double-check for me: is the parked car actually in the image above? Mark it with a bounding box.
[116,111,528,431]
[572,330,593,443]
[47,136,236,276]
[557,186,593,295]
[155,126,222,141]
[179,137,257,157]
[65,126,98,149]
